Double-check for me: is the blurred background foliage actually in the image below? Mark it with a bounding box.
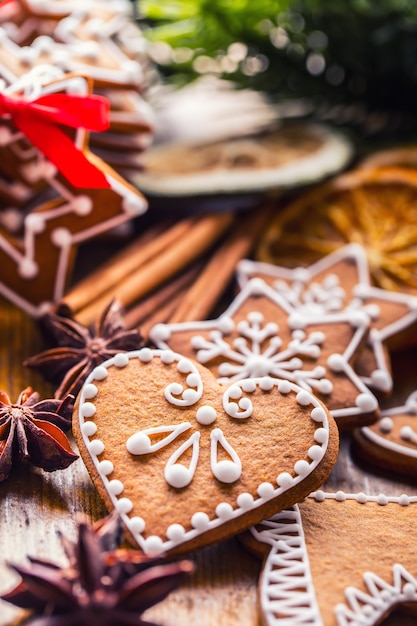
[136,0,417,117]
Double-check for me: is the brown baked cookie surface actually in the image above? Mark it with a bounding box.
[73,348,339,556]
[243,491,417,626]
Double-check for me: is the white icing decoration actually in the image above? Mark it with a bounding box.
[276,472,293,488]
[294,460,310,476]
[257,482,275,498]
[108,480,123,496]
[251,506,323,626]
[129,516,146,534]
[143,536,164,556]
[237,492,255,509]
[71,195,92,216]
[113,352,129,368]
[164,432,200,489]
[98,460,114,476]
[379,416,393,433]
[81,422,97,437]
[92,366,108,380]
[164,358,203,406]
[191,512,210,530]
[196,405,217,425]
[126,423,192,455]
[215,502,234,519]
[360,390,417,461]
[210,429,242,483]
[88,440,104,455]
[223,385,253,419]
[83,383,98,399]
[138,347,153,362]
[166,524,186,542]
[116,498,133,514]
[80,402,96,418]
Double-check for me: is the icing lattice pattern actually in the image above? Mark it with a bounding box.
[252,491,417,626]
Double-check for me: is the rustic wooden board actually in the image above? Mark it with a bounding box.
[0,297,416,626]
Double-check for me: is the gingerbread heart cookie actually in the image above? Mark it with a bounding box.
[243,490,417,626]
[73,348,339,556]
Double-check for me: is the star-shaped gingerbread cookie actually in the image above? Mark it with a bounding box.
[237,244,417,394]
[0,69,147,315]
[150,277,379,429]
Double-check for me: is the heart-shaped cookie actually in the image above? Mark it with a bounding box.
[73,348,339,556]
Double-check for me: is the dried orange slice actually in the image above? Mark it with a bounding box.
[257,165,417,293]
[133,123,353,197]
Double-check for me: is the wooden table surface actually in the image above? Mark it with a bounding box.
[0,288,416,626]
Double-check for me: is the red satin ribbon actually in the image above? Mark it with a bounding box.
[0,91,111,188]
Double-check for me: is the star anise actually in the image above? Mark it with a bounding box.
[24,299,144,400]
[0,387,78,481]
[1,512,194,626]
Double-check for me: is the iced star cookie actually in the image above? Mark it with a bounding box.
[237,244,417,394]
[73,348,339,556]
[243,491,417,626]
[150,277,380,429]
[353,390,417,477]
[0,69,147,315]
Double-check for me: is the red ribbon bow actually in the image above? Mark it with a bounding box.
[0,91,111,188]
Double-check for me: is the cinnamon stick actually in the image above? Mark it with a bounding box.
[167,205,274,323]
[63,216,198,314]
[74,212,235,327]
[123,261,203,330]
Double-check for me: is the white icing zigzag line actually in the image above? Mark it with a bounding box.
[335,564,417,626]
[78,348,331,557]
[251,506,323,626]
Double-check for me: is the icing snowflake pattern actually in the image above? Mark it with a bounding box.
[190,311,333,395]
